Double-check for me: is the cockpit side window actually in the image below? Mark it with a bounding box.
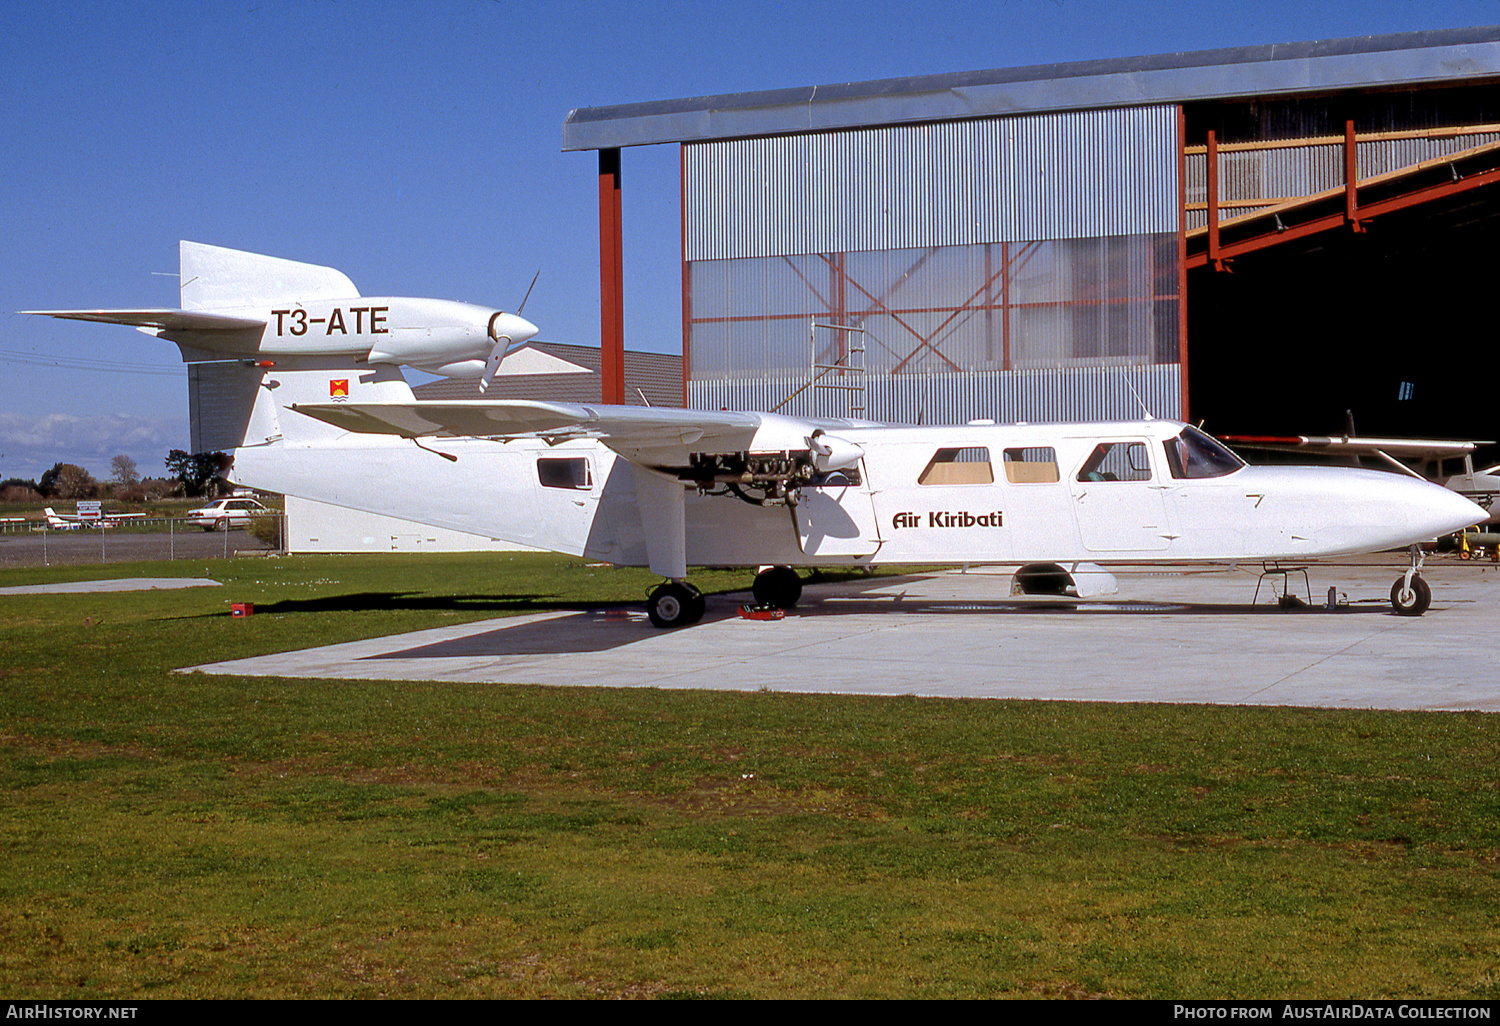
[1162,426,1244,480]
[1077,442,1152,482]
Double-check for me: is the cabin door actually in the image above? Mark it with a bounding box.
[1068,439,1171,552]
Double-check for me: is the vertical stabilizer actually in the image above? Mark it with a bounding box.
[178,241,359,311]
[188,360,415,453]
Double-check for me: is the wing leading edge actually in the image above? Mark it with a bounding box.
[291,399,765,465]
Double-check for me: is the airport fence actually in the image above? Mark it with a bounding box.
[0,514,288,569]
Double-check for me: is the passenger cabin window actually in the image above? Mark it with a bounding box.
[1077,442,1152,482]
[1002,447,1060,484]
[537,457,592,490]
[918,447,993,485]
[1161,426,1245,480]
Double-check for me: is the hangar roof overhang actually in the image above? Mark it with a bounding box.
[562,26,1500,152]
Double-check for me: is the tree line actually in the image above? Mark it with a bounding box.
[0,451,229,503]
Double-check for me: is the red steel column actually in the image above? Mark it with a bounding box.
[680,144,691,403]
[599,148,625,404]
[1206,128,1223,273]
[1344,119,1365,233]
[1178,105,1190,421]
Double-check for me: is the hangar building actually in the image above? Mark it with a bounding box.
[563,27,1500,446]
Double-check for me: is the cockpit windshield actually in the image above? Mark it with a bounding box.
[1162,426,1244,480]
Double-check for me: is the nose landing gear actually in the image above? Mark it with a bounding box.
[1390,545,1432,617]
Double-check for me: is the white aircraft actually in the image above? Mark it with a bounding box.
[41,507,84,530]
[41,507,122,529]
[27,244,1485,624]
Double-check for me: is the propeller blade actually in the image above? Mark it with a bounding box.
[479,335,510,393]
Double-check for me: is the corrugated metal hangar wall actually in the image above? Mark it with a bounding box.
[681,106,1183,424]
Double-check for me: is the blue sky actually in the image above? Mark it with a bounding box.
[4,0,1498,482]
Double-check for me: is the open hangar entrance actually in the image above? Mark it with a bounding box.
[1187,179,1500,449]
[1183,86,1500,460]
[1188,192,1500,448]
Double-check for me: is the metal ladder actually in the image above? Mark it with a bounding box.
[810,320,866,418]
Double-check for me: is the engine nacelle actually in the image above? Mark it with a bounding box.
[409,359,487,379]
[808,430,864,472]
[364,301,537,375]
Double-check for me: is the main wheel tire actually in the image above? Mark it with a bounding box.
[1390,575,1432,617]
[751,566,802,608]
[648,582,705,628]
[685,585,706,624]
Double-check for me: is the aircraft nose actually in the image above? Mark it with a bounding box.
[1403,477,1488,540]
[488,311,539,347]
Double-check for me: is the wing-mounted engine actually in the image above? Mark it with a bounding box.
[685,450,818,506]
[679,432,880,558]
[682,429,866,507]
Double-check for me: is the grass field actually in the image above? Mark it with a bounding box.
[2,552,1497,999]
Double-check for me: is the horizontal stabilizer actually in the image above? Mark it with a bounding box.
[23,309,265,332]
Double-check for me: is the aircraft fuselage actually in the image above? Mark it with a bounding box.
[234,415,1482,571]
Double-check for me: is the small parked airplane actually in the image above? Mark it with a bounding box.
[41,508,84,530]
[42,507,117,529]
[26,244,1486,624]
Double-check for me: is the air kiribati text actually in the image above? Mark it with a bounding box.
[893,511,1003,530]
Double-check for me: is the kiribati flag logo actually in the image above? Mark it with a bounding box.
[330,379,349,401]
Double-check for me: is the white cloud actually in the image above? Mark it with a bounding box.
[0,412,184,482]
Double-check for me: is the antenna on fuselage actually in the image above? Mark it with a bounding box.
[1122,367,1154,421]
[517,270,540,314]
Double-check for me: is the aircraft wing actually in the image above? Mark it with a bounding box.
[291,399,765,465]
[23,309,266,332]
[1222,434,1492,458]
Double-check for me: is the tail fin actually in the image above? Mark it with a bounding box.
[177,241,373,453]
[178,241,359,310]
[190,360,416,454]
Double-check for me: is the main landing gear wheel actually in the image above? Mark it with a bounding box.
[1390,575,1432,617]
[751,566,802,608]
[647,581,705,628]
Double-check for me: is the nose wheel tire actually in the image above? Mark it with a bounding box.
[648,582,706,628]
[751,566,802,608]
[1390,575,1431,617]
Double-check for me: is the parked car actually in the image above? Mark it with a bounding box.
[185,497,271,531]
